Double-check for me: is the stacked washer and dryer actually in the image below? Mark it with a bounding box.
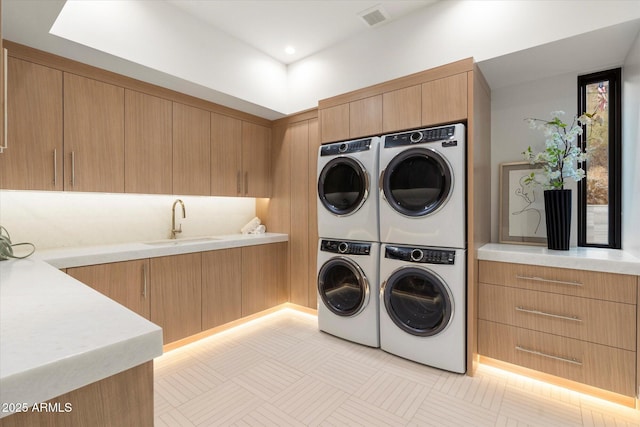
[316,124,467,374]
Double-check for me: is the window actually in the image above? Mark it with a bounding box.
[577,68,621,249]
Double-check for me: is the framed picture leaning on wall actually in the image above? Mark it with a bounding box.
[499,162,547,245]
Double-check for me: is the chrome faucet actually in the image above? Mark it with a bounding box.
[170,199,186,239]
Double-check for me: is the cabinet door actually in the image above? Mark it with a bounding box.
[150,253,202,344]
[319,103,349,143]
[422,73,468,126]
[202,248,242,330]
[0,57,62,190]
[173,103,210,196]
[211,113,242,196]
[382,85,421,133]
[67,259,150,319]
[124,90,172,194]
[289,121,310,307]
[64,73,125,192]
[241,243,288,316]
[349,95,382,138]
[241,121,271,197]
[307,118,320,309]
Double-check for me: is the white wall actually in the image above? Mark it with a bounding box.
[286,0,640,113]
[622,30,640,255]
[0,191,256,251]
[490,74,579,245]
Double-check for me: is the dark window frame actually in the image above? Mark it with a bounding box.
[577,68,622,249]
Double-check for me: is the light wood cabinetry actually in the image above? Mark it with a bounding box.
[173,102,211,196]
[150,253,202,344]
[241,121,271,197]
[307,119,320,309]
[241,243,288,316]
[350,95,382,138]
[382,85,422,133]
[0,0,4,155]
[211,113,242,196]
[422,72,468,127]
[67,259,150,319]
[63,73,125,193]
[478,260,637,398]
[319,104,349,143]
[201,248,242,330]
[0,57,63,190]
[0,362,153,427]
[124,90,172,194]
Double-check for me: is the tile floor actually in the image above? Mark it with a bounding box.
[154,309,640,426]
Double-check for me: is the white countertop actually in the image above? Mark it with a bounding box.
[0,232,288,418]
[478,243,640,275]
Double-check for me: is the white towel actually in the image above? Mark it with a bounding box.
[241,217,262,234]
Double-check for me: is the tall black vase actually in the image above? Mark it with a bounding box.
[543,189,571,250]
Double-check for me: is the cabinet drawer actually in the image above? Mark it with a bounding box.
[479,261,636,304]
[478,283,636,350]
[478,320,636,396]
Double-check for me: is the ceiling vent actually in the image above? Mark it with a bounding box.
[358,4,390,28]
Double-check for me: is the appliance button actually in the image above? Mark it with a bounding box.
[410,132,423,143]
[338,242,349,254]
[338,143,348,153]
[410,249,423,262]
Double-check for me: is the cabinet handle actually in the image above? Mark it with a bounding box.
[237,171,241,195]
[515,275,582,287]
[1,48,7,153]
[142,263,148,298]
[244,171,248,195]
[70,151,75,187]
[53,149,57,186]
[515,306,582,322]
[515,345,582,366]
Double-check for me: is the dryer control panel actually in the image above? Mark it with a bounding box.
[321,240,371,256]
[320,138,372,156]
[384,125,457,148]
[385,245,455,265]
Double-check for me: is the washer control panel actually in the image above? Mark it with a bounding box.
[321,240,371,256]
[384,125,457,148]
[385,245,455,265]
[320,138,371,156]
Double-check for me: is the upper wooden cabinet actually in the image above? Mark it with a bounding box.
[350,95,382,138]
[173,102,211,196]
[67,259,150,320]
[319,103,349,143]
[64,73,125,192]
[211,113,242,196]
[241,121,271,197]
[0,57,63,190]
[382,85,422,133]
[422,73,468,127]
[124,90,172,194]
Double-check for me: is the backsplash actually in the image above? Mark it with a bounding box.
[0,191,256,250]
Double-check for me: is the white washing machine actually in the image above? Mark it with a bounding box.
[317,239,380,347]
[378,124,465,248]
[317,137,379,241]
[379,243,466,373]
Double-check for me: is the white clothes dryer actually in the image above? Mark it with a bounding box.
[317,137,379,241]
[378,124,465,248]
[317,239,380,347]
[379,243,466,373]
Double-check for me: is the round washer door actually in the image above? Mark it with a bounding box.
[318,157,369,216]
[381,147,452,217]
[318,257,369,317]
[383,266,453,336]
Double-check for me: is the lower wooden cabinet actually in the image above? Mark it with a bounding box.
[67,259,150,319]
[241,243,288,316]
[478,260,638,398]
[202,248,242,330]
[67,243,288,346]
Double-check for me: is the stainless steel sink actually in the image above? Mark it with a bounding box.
[143,236,222,246]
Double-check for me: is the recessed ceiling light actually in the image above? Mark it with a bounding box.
[285,46,296,55]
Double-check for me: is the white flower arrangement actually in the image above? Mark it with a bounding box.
[522,111,593,190]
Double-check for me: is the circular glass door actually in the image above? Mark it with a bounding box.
[383,267,452,336]
[381,148,452,217]
[318,257,369,317]
[318,157,369,216]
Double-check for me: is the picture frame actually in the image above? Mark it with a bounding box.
[499,162,547,245]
